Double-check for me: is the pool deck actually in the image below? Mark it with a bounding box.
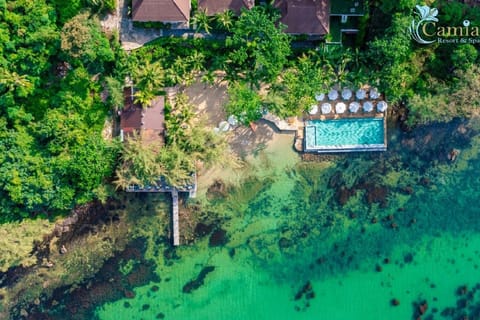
[261,87,389,154]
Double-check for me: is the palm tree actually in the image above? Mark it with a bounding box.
[216,10,234,31]
[0,69,33,95]
[189,50,206,73]
[191,10,212,34]
[132,61,164,94]
[133,89,155,108]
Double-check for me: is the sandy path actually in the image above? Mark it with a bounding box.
[185,79,298,192]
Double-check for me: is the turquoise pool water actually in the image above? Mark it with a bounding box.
[305,118,385,152]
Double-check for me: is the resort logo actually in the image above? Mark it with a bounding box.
[409,5,480,44]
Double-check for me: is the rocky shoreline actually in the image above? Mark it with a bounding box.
[1,116,479,319]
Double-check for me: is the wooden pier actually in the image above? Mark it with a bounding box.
[171,189,180,246]
[125,173,197,246]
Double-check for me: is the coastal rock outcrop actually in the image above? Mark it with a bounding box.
[182,266,215,293]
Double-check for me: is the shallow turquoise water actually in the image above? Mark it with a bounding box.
[305,118,384,147]
[96,124,480,320]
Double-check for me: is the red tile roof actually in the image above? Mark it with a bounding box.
[198,0,254,15]
[121,88,165,143]
[275,0,330,35]
[132,0,190,22]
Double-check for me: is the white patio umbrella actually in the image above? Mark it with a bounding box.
[363,101,374,112]
[219,121,230,132]
[315,93,325,101]
[328,89,339,101]
[369,87,380,99]
[349,101,361,113]
[341,88,352,100]
[356,89,367,100]
[227,115,238,126]
[377,101,388,112]
[309,104,318,115]
[335,102,346,114]
[321,102,332,114]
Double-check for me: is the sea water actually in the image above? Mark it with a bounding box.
[96,124,480,320]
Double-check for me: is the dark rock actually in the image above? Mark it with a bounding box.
[419,301,428,314]
[150,285,159,292]
[305,291,315,300]
[441,307,455,317]
[400,186,414,195]
[375,265,382,272]
[419,177,431,187]
[335,187,355,206]
[457,298,468,308]
[404,253,414,263]
[194,223,214,238]
[294,292,303,301]
[124,290,135,299]
[364,184,389,206]
[294,281,313,301]
[279,237,292,249]
[142,304,150,311]
[163,247,180,261]
[457,285,468,296]
[156,313,165,319]
[124,302,131,308]
[371,217,378,224]
[383,258,390,264]
[391,298,400,306]
[228,248,236,258]
[207,180,228,199]
[328,171,344,189]
[209,229,228,247]
[182,266,215,293]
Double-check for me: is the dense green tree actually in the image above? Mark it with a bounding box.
[105,76,124,108]
[0,1,120,220]
[114,134,165,189]
[225,82,263,125]
[225,6,291,88]
[60,11,114,67]
[407,65,480,125]
[451,45,478,71]
[366,14,416,103]
[52,0,82,24]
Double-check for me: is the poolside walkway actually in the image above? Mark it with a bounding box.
[262,113,299,132]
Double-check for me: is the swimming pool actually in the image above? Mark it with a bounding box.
[304,117,386,152]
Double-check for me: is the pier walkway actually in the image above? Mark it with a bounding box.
[171,189,180,246]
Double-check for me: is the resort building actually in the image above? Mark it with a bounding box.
[273,0,365,43]
[198,0,254,15]
[120,87,165,144]
[131,0,190,27]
